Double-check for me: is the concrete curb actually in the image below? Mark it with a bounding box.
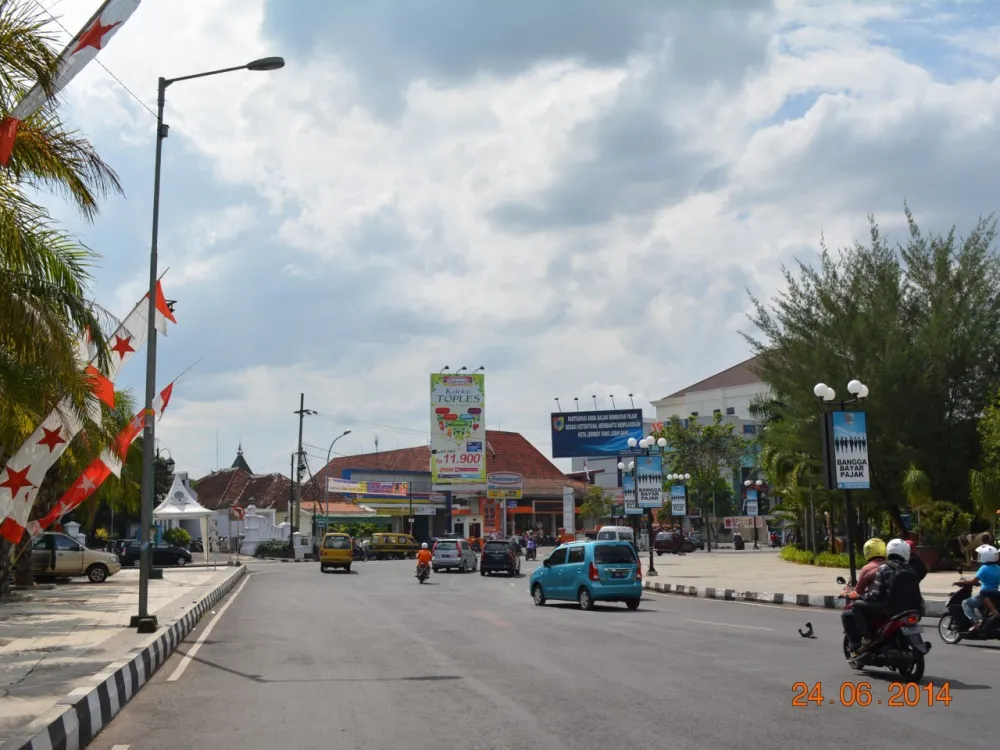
[14,565,248,750]
[642,580,947,617]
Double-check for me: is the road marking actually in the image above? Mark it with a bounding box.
[110,745,130,749]
[688,619,774,631]
[167,574,251,682]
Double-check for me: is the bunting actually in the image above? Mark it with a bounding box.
[0,0,143,167]
[27,382,174,538]
[0,286,176,544]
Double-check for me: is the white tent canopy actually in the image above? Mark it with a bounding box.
[154,472,212,563]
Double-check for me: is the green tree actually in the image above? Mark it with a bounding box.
[650,413,749,551]
[969,388,1000,537]
[746,210,1000,538]
[578,485,611,525]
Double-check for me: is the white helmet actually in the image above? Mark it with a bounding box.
[885,538,911,562]
[976,544,999,563]
[421,542,428,549]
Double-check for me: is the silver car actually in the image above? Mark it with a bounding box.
[432,539,478,573]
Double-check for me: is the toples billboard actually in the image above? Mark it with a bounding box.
[550,409,644,458]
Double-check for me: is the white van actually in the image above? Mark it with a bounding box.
[595,526,636,546]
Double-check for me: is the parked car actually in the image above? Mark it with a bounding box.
[32,533,122,583]
[529,541,642,610]
[319,532,353,573]
[480,538,521,576]
[115,540,193,567]
[432,538,478,572]
[596,526,636,547]
[688,533,705,551]
[653,531,693,555]
[365,533,418,560]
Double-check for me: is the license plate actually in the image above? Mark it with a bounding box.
[611,571,626,579]
[902,625,923,635]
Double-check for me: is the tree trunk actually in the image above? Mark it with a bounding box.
[12,536,33,587]
[887,504,908,539]
[827,508,836,553]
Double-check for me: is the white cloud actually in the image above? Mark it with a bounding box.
[37,0,1000,474]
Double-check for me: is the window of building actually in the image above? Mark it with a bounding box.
[726,407,735,415]
[690,411,698,417]
[713,409,721,415]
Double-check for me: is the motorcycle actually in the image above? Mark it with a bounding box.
[525,545,537,561]
[938,582,1000,644]
[836,576,931,682]
[416,563,430,584]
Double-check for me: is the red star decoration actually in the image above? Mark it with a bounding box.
[72,18,121,54]
[0,466,34,498]
[110,334,135,360]
[37,426,65,452]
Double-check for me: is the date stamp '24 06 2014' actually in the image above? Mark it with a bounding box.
[792,681,953,708]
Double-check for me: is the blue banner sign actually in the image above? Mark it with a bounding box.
[550,409,644,458]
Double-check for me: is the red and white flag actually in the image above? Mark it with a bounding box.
[28,381,174,538]
[0,286,175,543]
[0,0,142,167]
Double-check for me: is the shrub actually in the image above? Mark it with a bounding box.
[780,544,850,568]
[255,538,289,558]
[780,546,815,565]
[163,527,191,548]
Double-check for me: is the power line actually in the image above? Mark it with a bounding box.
[32,0,157,119]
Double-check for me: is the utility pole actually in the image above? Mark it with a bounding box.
[291,393,315,555]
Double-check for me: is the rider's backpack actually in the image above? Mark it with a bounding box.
[885,561,922,614]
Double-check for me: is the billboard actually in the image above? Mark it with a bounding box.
[430,373,486,483]
[326,478,408,497]
[550,409,644,458]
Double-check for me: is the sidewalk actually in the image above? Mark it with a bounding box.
[0,565,246,748]
[639,548,953,616]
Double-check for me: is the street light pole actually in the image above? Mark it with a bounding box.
[743,478,764,549]
[323,429,352,529]
[813,378,870,587]
[132,56,285,633]
[617,435,667,577]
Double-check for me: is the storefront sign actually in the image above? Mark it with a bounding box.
[487,472,523,499]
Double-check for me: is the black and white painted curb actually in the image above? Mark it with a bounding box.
[642,580,946,618]
[15,565,248,750]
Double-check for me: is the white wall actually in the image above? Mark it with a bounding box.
[653,382,769,422]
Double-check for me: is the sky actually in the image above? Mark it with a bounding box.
[27,0,1000,478]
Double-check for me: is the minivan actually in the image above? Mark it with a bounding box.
[596,525,636,547]
[319,532,353,573]
[529,540,642,611]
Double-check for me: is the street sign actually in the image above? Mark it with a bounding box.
[488,472,523,499]
[229,505,245,520]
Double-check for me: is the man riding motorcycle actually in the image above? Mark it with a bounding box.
[954,544,1000,631]
[415,542,433,576]
[842,538,886,653]
[849,538,922,656]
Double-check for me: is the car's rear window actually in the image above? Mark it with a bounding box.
[323,536,350,549]
[435,540,458,549]
[594,544,637,564]
[596,530,617,540]
[656,532,672,541]
[484,541,508,550]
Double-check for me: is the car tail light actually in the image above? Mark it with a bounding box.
[636,559,642,581]
[589,562,600,581]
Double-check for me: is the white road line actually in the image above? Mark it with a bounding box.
[167,574,251,682]
[688,619,774,631]
[110,745,131,749]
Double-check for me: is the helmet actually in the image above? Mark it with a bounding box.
[976,544,999,563]
[885,538,910,562]
[862,538,886,561]
[421,542,428,549]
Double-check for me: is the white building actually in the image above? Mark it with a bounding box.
[651,355,769,421]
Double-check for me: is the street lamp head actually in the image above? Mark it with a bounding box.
[824,386,836,402]
[617,462,625,470]
[755,479,763,486]
[164,457,175,472]
[859,384,869,399]
[813,382,828,399]
[744,479,751,487]
[629,461,635,470]
[684,473,691,480]
[847,379,862,395]
[343,429,352,436]
[247,56,285,71]
[657,437,667,448]
[627,437,638,448]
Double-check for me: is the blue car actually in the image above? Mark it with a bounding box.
[529,540,643,610]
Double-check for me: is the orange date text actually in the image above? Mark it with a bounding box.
[791,681,952,708]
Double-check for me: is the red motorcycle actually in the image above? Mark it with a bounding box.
[837,576,931,682]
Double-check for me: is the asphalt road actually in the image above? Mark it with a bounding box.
[92,558,997,750]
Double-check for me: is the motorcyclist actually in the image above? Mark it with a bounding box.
[526,535,537,558]
[842,538,886,653]
[851,538,921,655]
[954,544,1000,631]
[415,542,433,576]
[904,539,927,581]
